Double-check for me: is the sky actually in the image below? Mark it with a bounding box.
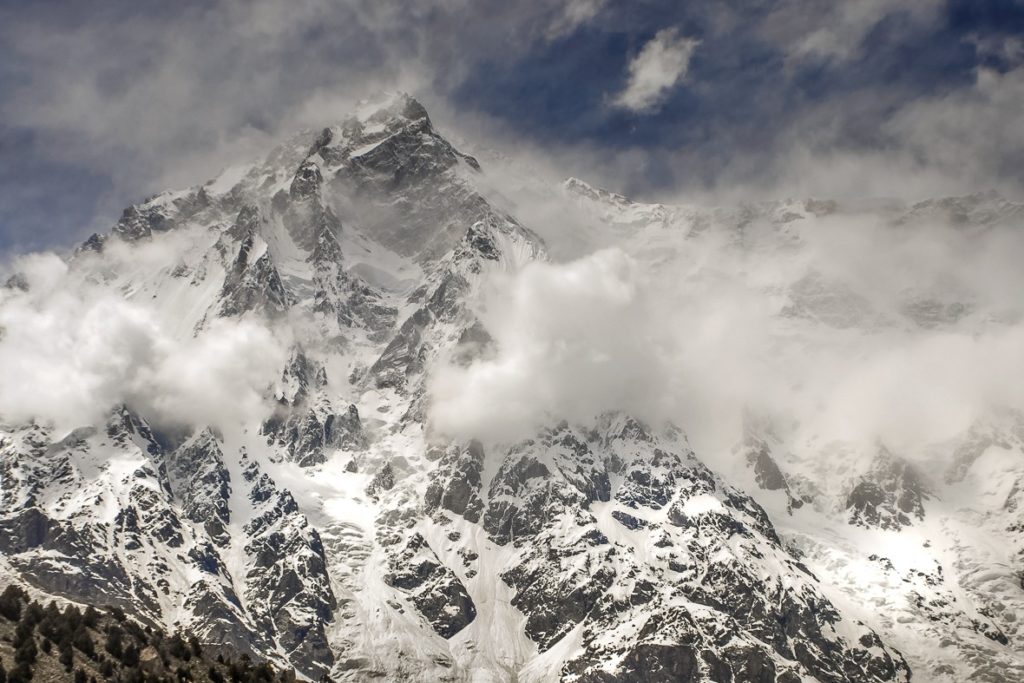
[1,0,1023,253]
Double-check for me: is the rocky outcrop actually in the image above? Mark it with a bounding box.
[384,533,476,639]
[476,417,909,682]
[262,350,366,466]
[217,217,291,318]
[239,454,337,677]
[165,429,232,545]
[847,446,928,530]
[423,441,485,523]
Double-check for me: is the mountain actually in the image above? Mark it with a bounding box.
[0,93,1022,682]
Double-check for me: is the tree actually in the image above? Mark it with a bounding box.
[74,669,87,683]
[41,602,61,633]
[82,606,100,629]
[0,586,25,621]
[167,634,188,660]
[15,637,37,666]
[99,659,114,677]
[21,602,43,628]
[251,662,274,683]
[73,627,96,658]
[105,625,123,659]
[123,621,147,646]
[13,621,33,649]
[63,605,83,631]
[59,640,75,671]
[5,663,31,683]
[121,643,140,668]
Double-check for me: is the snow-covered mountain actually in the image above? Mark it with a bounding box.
[1,93,1022,682]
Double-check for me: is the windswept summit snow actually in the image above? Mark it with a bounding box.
[1,94,1023,682]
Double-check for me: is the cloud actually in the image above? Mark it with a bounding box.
[612,28,699,112]
[0,249,288,434]
[2,0,1023,255]
[761,0,942,65]
[427,199,1024,461]
[428,249,671,441]
[546,0,607,40]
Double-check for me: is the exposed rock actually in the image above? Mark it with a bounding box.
[384,533,476,638]
[847,446,928,530]
[423,441,485,523]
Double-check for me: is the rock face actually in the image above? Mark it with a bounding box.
[847,447,927,530]
[383,533,477,639]
[261,350,366,467]
[2,93,1024,683]
[165,429,232,545]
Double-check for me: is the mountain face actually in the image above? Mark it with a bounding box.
[0,93,1022,682]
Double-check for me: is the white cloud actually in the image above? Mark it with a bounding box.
[427,201,1024,461]
[546,0,606,40]
[0,251,288,434]
[761,0,943,65]
[428,249,672,442]
[613,28,699,112]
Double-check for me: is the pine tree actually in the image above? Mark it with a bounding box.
[59,640,75,671]
[82,606,100,629]
[105,625,123,659]
[12,620,33,649]
[73,626,96,658]
[21,602,42,628]
[15,637,37,666]
[6,663,31,683]
[0,586,24,621]
[121,643,140,668]
[63,605,83,631]
[167,634,188,660]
